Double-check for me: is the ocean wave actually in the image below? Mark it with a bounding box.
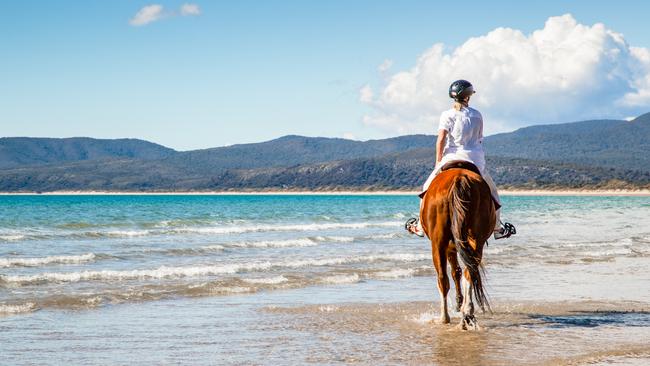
[226,235,363,248]
[364,232,403,240]
[579,248,633,257]
[1,265,435,312]
[528,247,635,261]
[0,234,26,242]
[486,245,521,255]
[243,275,289,285]
[0,253,96,268]
[374,268,416,279]
[225,233,394,248]
[165,221,400,235]
[153,238,330,256]
[312,235,356,243]
[104,230,152,237]
[145,235,376,258]
[0,221,401,242]
[0,263,261,285]
[207,286,253,294]
[160,245,226,256]
[0,302,37,315]
[321,273,361,285]
[0,253,429,286]
[226,238,319,249]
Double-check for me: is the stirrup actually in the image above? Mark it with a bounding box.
[405,217,424,237]
[494,221,516,240]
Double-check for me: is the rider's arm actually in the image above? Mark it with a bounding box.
[436,129,448,164]
[478,112,484,144]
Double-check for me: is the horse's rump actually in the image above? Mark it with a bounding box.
[420,160,500,210]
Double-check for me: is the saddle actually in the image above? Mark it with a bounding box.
[440,160,481,175]
[421,160,501,210]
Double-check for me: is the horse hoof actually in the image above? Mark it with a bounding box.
[439,315,450,324]
[461,315,479,331]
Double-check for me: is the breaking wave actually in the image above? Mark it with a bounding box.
[321,273,361,285]
[0,253,96,268]
[0,265,434,313]
[0,302,37,315]
[0,221,401,241]
[243,275,289,285]
[0,234,26,242]
[0,253,429,286]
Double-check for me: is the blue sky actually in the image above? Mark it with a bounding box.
[2,1,650,150]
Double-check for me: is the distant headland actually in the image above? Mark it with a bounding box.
[1,113,649,193]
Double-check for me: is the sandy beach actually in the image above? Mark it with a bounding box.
[1,189,649,196]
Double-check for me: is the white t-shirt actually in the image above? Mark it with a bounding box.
[437,106,486,172]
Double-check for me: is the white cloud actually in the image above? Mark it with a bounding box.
[378,59,393,73]
[359,85,374,103]
[130,3,201,27]
[361,14,650,135]
[130,4,165,26]
[180,3,201,16]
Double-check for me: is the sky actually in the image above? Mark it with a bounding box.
[2,1,650,150]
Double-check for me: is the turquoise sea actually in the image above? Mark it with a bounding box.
[1,194,649,365]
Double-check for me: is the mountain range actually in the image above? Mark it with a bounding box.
[1,112,649,192]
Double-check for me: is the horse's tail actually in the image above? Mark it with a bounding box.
[449,173,490,312]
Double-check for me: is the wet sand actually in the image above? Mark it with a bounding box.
[4,277,648,365]
[265,299,650,365]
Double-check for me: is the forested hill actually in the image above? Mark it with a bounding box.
[483,112,650,171]
[168,134,434,170]
[1,113,649,192]
[0,137,175,169]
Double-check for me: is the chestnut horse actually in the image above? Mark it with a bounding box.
[420,164,496,330]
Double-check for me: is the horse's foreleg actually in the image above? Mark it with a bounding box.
[460,268,479,330]
[432,243,450,324]
[447,247,463,312]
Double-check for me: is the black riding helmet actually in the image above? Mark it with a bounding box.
[449,80,475,101]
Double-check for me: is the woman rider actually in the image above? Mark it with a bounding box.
[406,79,515,239]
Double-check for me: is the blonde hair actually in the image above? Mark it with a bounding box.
[453,96,470,111]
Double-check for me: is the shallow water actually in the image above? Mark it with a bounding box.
[1,195,649,364]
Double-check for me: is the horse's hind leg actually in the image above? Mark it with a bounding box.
[460,268,479,330]
[447,246,463,312]
[431,234,451,324]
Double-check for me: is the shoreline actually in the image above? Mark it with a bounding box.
[1,189,649,196]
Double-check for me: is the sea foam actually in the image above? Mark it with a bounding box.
[243,275,289,285]
[166,221,400,235]
[0,302,37,315]
[0,253,429,285]
[321,273,361,285]
[0,253,96,268]
[0,234,26,242]
[374,268,416,279]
